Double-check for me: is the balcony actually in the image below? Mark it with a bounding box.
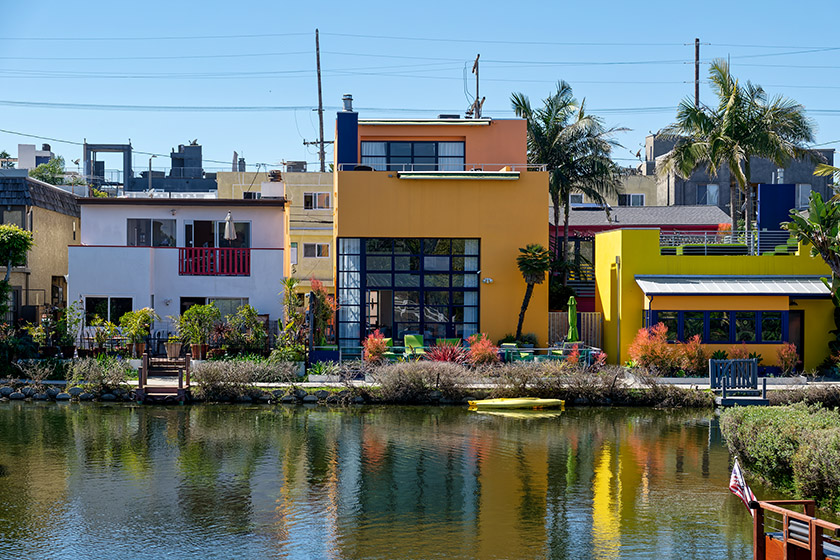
[178,247,251,276]
[659,230,798,256]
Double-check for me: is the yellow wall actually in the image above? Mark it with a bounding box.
[6,206,80,309]
[595,228,832,369]
[216,171,334,293]
[334,170,549,345]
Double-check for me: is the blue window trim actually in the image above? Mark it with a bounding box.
[649,310,789,344]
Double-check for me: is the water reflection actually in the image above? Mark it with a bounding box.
[0,403,762,559]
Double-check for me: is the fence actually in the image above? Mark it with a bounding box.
[548,311,602,347]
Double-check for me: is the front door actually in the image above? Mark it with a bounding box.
[788,310,804,366]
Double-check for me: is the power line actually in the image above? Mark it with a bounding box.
[0,51,311,61]
[0,32,311,41]
[322,33,687,46]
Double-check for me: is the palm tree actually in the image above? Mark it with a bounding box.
[515,244,551,340]
[659,59,816,242]
[511,82,623,286]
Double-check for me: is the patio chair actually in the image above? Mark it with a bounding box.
[381,338,400,362]
[500,342,534,362]
[404,334,426,357]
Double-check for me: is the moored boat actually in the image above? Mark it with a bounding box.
[468,397,564,410]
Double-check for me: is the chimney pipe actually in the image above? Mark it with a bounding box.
[342,94,354,112]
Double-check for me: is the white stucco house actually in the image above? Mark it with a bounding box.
[68,196,288,345]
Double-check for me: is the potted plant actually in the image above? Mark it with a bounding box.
[180,304,221,360]
[91,316,118,356]
[165,334,182,359]
[119,307,159,358]
[57,299,83,359]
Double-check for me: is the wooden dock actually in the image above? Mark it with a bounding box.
[135,353,191,404]
[752,499,840,559]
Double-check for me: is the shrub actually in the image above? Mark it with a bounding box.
[15,359,63,387]
[792,429,840,512]
[363,329,388,363]
[728,343,749,360]
[427,340,468,363]
[181,304,222,345]
[778,342,800,375]
[627,323,676,375]
[678,335,708,376]
[466,333,499,365]
[269,343,305,363]
[710,349,728,360]
[225,304,267,352]
[565,344,580,365]
[192,358,298,400]
[369,361,471,402]
[66,356,131,391]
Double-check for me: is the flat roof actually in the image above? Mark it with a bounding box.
[358,118,493,126]
[635,275,829,296]
[78,197,285,207]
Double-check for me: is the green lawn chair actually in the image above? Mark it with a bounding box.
[381,337,399,362]
[500,342,533,362]
[404,334,426,358]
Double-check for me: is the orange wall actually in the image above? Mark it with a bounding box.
[357,119,527,168]
[647,295,790,311]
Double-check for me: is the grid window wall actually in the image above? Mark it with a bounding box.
[337,237,479,350]
[360,141,465,171]
[645,310,788,344]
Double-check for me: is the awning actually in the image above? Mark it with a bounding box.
[634,275,830,297]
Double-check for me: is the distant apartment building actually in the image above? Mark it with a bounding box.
[564,172,659,208]
[639,133,834,214]
[0,170,80,322]
[15,143,55,170]
[216,170,334,295]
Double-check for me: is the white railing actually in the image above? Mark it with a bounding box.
[336,162,546,172]
[659,230,798,255]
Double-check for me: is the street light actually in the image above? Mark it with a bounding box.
[148,155,157,192]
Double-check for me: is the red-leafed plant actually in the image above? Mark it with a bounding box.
[728,342,750,360]
[427,340,468,364]
[679,335,708,376]
[363,329,387,363]
[593,351,607,368]
[566,344,580,365]
[627,322,676,374]
[777,342,800,375]
[466,333,500,365]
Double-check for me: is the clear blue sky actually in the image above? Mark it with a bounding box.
[2,0,838,177]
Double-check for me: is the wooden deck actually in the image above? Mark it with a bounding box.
[135,353,191,404]
[753,500,840,560]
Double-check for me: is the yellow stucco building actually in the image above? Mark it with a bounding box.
[0,171,80,322]
[595,228,833,370]
[216,170,333,294]
[332,101,548,350]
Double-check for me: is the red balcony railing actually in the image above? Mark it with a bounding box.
[178,247,251,276]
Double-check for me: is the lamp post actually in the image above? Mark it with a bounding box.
[148,155,156,192]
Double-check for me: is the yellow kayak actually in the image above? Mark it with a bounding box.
[468,397,565,410]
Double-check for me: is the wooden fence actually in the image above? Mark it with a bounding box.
[548,312,602,348]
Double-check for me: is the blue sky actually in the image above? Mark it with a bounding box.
[2,0,838,178]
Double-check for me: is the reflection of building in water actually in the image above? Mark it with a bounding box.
[592,442,621,560]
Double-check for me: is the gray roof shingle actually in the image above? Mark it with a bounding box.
[551,205,731,227]
[0,173,79,217]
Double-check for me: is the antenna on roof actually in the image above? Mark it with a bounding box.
[465,54,485,119]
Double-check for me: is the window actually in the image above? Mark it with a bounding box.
[216,221,251,249]
[618,193,645,207]
[243,191,261,200]
[697,184,719,206]
[127,219,176,247]
[304,243,330,258]
[761,312,783,342]
[209,297,248,317]
[735,312,757,342]
[304,192,331,210]
[290,242,298,265]
[84,296,132,324]
[658,311,678,341]
[360,141,465,171]
[0,207,24,228]
[708,312,730,342]
[796,184,812,209]
[569,194,584,204]
[684,311,704,340]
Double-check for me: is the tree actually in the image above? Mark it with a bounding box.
[29,156,66,185]
[0,150,14,169]
[0,224,34,316]
[515,244,551,340]
[659,59,816,242]
[782,191,840,357]
[511,82,623,286]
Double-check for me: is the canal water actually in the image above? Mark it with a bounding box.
[0,403,765,559]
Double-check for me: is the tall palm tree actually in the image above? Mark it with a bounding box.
[659,59,816,241]
[511,83,623,286]
[515,244,551,340]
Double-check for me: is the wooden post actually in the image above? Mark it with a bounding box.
[754,504,765,560]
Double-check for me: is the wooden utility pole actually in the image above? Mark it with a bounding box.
[316,29,326,172]
[466,54,485,118]
[694,38,700,108]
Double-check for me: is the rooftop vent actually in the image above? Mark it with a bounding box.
[342,94,353,112]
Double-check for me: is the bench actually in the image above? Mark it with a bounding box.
[709,359,761,396]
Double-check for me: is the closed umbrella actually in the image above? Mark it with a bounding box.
[567,295,579,343]
[224,211,237,241]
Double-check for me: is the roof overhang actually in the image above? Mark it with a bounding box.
[359,118,492,126]
[397,171,520,180]
[634,275,830,297]
[78,197,286,207]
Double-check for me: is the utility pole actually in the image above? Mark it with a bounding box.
[315,29,326,172]
[694,38,700,108]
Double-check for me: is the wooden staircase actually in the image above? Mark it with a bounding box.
[136,354,191,404]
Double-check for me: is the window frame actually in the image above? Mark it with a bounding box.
[127,218,177,247]
[795,184,812,209]
[303,242,330,258]
[648,310,789,344]
[290,242,298,265]
[83,295,134,324]
[569,194,584,204]
[303,192,331,210]
[697,184,720,206]
[360,141,466,171]
[618,193,645,207]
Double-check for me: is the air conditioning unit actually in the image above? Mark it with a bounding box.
[286,161,306,173]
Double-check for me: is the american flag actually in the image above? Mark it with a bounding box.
[730,458,757,517]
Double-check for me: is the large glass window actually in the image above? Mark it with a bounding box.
[84,296,132,324]
[684,311,704,340]
[761,312,783,342]
[708,312,730,342]
[658,311,678,341]
[217,221,251,249]
[127,218,176,247]
[735,312,757,342]
[653,310,787,344]
[360,141,465,171]
[697,184,720,206]
[337,237,479,348]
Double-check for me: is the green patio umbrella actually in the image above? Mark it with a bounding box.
[567,296,579,343]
